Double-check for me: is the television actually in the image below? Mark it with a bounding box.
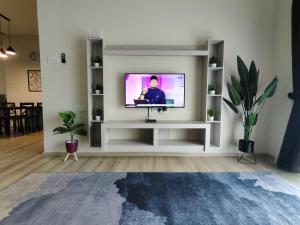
[125,73,185,108]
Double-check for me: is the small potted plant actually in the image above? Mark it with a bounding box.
[208,84,216,95]
[209,56,218,68]
[95,109,103,121]
[53,111,87,161]
[93,56,102,67]
[207,109,215,121]
[94,84,103,94]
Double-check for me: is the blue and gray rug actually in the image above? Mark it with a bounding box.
[0,172,300,225]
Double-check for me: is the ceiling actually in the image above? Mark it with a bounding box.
[0,0,38,35]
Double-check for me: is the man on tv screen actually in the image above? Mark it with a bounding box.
[139,75,166,105]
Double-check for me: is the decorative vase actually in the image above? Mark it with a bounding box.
[210,63,217,68]
[95,90,100,94]
[238,139,254,153]
[208,116,214,121]
[96,116,101,121]
[208,90,216,95]
[94,62,100,67]
[65,140,78,153]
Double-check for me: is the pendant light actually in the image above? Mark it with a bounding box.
[5,20,15,55]
[0,21,8,58]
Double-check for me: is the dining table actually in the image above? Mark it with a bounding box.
[0,105,43,136]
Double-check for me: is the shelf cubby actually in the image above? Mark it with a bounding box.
[208,40,224,68]
[157,128,205,148]
[90,123,102,147]
[106,128,154,151]
[210,123,221,146]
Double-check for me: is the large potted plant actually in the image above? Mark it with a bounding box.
[223,56,278,154]
[53,111,87,161]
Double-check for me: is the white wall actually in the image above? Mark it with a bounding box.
[3,35,41,104]
[38,0,282,153]
[255,0,293,159]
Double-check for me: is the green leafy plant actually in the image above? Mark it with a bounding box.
[208,84,216,92]
[209,56,218,65]
[94,56,102,64]
[94,83,102,91]
[207,109,215,117]
[53,111,87,142]
[96,109,103,117]
[223,56,278,141]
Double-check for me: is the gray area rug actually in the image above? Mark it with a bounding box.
[0,172,300,225]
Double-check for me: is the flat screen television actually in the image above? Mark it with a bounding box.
[125,73,185,108]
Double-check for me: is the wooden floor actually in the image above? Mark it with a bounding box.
[1,132,300,191]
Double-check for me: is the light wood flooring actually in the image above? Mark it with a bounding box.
[1,132,300,191]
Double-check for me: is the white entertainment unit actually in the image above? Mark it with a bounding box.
[87,38,224,153]
[101,121,210,152]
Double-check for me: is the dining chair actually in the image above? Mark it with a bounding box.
[1,102,18,135]
[36,102,43,130]
[19,102,35,133]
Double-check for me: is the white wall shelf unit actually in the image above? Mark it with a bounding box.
[104,45,208,56]
[87,38,104,148]
[87,39,224,151]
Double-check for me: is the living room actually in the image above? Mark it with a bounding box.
[0,0,299,224]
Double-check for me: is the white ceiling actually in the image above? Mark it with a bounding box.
[0,0,38,35]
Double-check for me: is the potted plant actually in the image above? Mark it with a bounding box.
[53,111,87,161]
[94,84,103,94]
[95,109,103,121]
[223,56,278,154]
[208,84,216,95]
[209,56,218,68]
[207,109,215,121]
[93,56,102,67]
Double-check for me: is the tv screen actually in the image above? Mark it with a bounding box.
[125,73,185,108]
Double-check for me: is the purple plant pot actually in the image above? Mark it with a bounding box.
[65,140,78,153]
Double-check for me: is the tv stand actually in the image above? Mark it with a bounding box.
[145,108,157,123]
[101,120,211,153]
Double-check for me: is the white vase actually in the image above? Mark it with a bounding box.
[208,116,214,122]
[210,63,217,68]
[96,116,101,121]
[94,63,100,67]
[208,90,216,95]
[95,90,100,94]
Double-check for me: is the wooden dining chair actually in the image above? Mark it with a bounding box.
[1,102,18,135]
[19,102,35,133]
[36,102,43,130]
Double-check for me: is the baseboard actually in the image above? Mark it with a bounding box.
[43,151,271,157]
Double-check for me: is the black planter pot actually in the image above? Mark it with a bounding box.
[238,139,255,153]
